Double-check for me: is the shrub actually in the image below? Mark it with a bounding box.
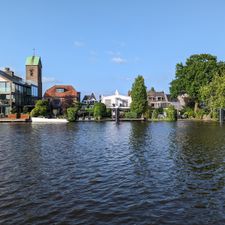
[86,107,94,117]
[152,109,159,119]
[30,108,39,117]
[144,107,153,119]
[23,106,29,114]
[93,103,107,120]
[11,106,18,114]
[165,105,177,121]
[67,107,77,122]
[195,109,205,119]
[125,111,138,119]
[30,100,49,117]
[106,108,112,118]
[212,110,219,120]
[183,107,195,118]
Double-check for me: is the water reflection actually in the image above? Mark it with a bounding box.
[1,122,225,224]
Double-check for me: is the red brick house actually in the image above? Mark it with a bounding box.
[44,85,80,115]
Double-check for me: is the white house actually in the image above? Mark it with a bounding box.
[100,90,132,109]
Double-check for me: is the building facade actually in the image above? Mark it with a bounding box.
[44,85,80,115]
[147,90,182,110]
[147,90,170,108]
[82,93,97,108]
[100,90,131,109]
[0,68,38,116]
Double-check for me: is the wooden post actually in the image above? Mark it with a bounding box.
[115,107,120,124]
[219,108,224,124]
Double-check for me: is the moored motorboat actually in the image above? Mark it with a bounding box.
[31,117,69,123]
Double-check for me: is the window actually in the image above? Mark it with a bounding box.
[0,82,10,93]
[56,88,65,93]
[30,69,34,76]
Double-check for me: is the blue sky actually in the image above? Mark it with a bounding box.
[0,0,225,98]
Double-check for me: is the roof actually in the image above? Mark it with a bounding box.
[25,56,42,66]
[44,85,79,98]
[147,91,165,98]
[0,70,30,86]
[82,93,96,101]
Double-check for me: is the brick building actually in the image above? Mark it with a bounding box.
[44,85,80,115]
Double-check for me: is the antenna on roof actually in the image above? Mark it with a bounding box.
[33,48,36,56]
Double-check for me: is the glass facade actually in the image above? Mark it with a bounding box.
[31,86,38,97]
[0,71,40,116]
[0,82,10,93]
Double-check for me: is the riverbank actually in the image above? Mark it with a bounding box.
[0,118,30,123]
[0,117,219,123]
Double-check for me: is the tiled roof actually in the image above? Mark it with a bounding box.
[82,93,96,101]
[44,85,79,98]
[147,91,165,97]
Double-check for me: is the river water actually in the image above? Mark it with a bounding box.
[1,121,225,225]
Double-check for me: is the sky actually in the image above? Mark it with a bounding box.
[0,0,225,98]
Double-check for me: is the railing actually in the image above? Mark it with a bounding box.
[0,100,10,105]
[0,88,11,93]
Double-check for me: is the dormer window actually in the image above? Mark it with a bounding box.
[56,88,65,93]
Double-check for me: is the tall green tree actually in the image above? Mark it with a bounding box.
[170,54,225,111]
[200,73,225,114]
[130,75,148,117]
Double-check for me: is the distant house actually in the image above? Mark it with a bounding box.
[44,85,80,114]
[147,90,170,108]
[100,90,131,108]
[82,93,97,107]
[147,90,182,110]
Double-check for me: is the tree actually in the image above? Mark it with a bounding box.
[66,102,82,121]
[170,54,225,112]
[93,102,107,120]
[130,75,148,117]
[165,105,177,121]
[67,107,77,122]
[200,73,225,117]
[31,100,49,117]
[150,87,155,92]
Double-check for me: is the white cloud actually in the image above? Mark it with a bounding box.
[74,41,85,48]
[111,57,127,64]
[42,76,59,84]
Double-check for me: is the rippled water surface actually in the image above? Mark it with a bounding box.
[1,121,225,224]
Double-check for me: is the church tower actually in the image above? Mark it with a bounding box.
[25,56,42,99]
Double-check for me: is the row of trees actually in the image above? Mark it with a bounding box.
[170,54,225,119]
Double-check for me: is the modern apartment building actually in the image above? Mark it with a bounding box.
[0,56,42,116]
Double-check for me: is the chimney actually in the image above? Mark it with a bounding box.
[4,68,14,76]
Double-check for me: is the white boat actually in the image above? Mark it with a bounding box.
[31,117,69,123]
